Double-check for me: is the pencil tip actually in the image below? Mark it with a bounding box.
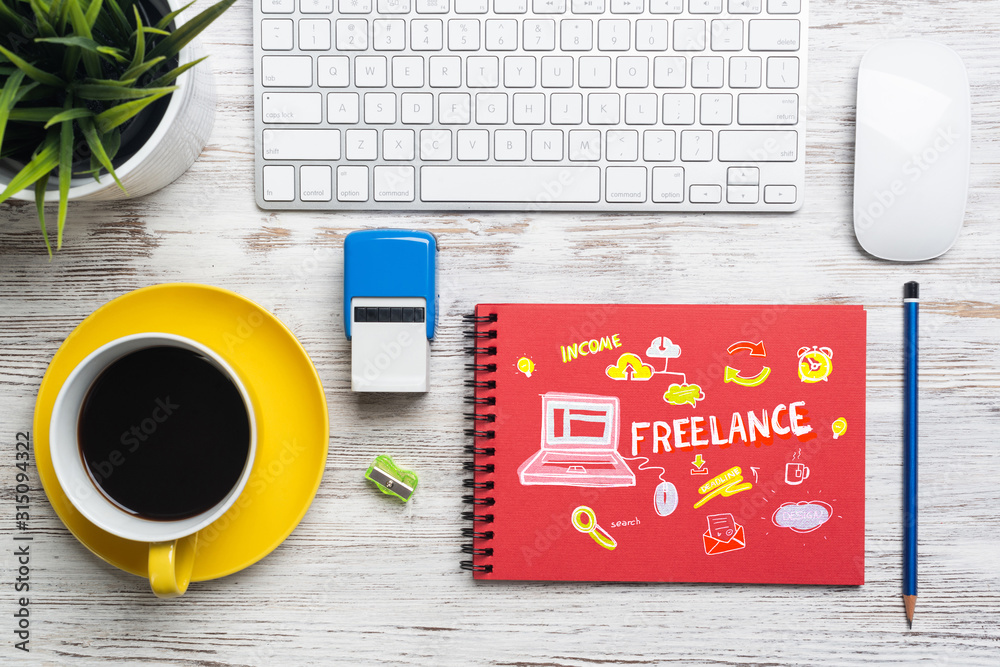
[903,594,917,626]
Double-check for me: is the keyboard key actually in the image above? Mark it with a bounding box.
[377,0,410,11]
[513,92,546,122]
[689,0,722,13]
[524,20,556,50]
[616,56,649,87]
[421,166,600,201]
[606,129,638,160]
[412,20,444,50]
[763,184,796,203]
[568,129,601,160]
[337,165,369,201]
[680,129,712,160]
[336,20,369,50]
[263,129,340,160]
[588,93,620,124]
[672,19,706,50]
[662,93,695,124]
[700,92,732,124]
[718,129,797,161]
[299,19,331,50]
[727,185,758,203]
[402,92,434,122]
[635,20,668,51]
[652,166,684,202]
[729,56,762,88]
[339,0,372,11]
[766,56,799,88]
[550,93,583,124]
[383,129,415,159]
[561,19,593,51]
[439,92,471,122]
[416,0,449,11]
[486,19,518,50]
[579,56,612,87]
[767,0,800,13]
[737,93,797,124]
[393,57,424,87]
[263,165,295,201]
[691,56,724,87]
[300,165,333,201]
[420,128,452,159]
[346,128,378,158]
[373,19,406,50]
[728,0,760,12]
[748,19,799,51]
[495,129,527,159]
[495,0,529,11]
[598,19,630,50]
[456,0,488,11]
[606,166,646,202]
[328,92,360,122]
[643,129,676,160]
[468,56,500,87]
[364,92,396,122]
[261,19,294,50]
[261,56,312,87]
[711,19,742,51]
[504,56,537,87]
[610,0,642,13]
[649,0,683,11]
[572,0,605,13]
[318,56,350,86]
[430,56,462,86]
[476,92,508,123]
[531,129,564,160]
[727,166,759,184]
[534,0,567,13]
[374,165,415,201]
[653,56,686,87]
[690,184,722,202]
[449,19,481,50]
[262,0,295,13]
[457,129,490,158]
[625,93,657,124]
[262,92,322,123]
[355,56,387,87]
[542,56,574,86]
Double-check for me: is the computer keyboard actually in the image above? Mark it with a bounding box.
[253,0,807,211]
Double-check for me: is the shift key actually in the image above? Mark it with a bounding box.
[262,93,322,124]
[718,130,797,162]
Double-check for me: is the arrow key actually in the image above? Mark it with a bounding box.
[727,185,759,203]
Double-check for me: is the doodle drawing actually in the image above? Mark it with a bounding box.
[703,513,746,555]
[772,501,833,533]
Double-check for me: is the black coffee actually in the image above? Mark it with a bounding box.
[78,346,251,521]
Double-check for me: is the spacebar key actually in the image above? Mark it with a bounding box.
[421,166,601,203]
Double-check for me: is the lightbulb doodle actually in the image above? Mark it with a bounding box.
[831,418,847,439]
[515,356,535,378]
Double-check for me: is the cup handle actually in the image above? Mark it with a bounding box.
[148,534,198,598]
[803,467,810,480]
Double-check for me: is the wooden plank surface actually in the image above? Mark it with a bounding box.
[2,0,999,664]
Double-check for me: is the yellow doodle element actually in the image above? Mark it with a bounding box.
[723,365,771,387]
[516,356,535,377]
[692,454,706,469]
[693,466,753,509]
[571,506,618,551]
[663,382,705,406]
[605,353,654,381]
[797,346,833,383]
[832,418,848,440]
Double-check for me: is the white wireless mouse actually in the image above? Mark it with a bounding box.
[853,40,971,261]
[653,481,678,517]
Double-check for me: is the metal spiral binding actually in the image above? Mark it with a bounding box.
[461,312,496,575]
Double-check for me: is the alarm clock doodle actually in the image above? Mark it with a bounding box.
[797,346,834,383]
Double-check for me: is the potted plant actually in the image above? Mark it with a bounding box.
[0,0,234,254]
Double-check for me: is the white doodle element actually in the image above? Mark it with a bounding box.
[750,466,760,483]
[785,462,810,485]
[646,336,682,373]
[772,501,833,533]
[517,393,636,487]
[653,481,679,516]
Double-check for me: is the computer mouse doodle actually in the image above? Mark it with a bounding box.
[654,481,678,517]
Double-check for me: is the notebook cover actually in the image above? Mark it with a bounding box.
[467,304,867,585]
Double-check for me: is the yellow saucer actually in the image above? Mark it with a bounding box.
[33,284,328,582]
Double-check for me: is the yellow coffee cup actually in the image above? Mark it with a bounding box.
[48,333,257,598]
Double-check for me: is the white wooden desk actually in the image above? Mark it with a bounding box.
[2,1,999,664]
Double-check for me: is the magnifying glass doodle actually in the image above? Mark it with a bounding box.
[571,506,617,551]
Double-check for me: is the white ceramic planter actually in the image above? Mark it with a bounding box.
[4,0,216,203]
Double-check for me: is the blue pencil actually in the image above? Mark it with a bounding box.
[903,282,919,626]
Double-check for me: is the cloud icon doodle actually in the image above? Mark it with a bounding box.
[605,353,655,381]
[663,383,705,407]
[646,337,682,359]
[772,501,833,533]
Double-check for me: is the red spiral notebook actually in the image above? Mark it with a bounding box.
[463,304,867,585]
